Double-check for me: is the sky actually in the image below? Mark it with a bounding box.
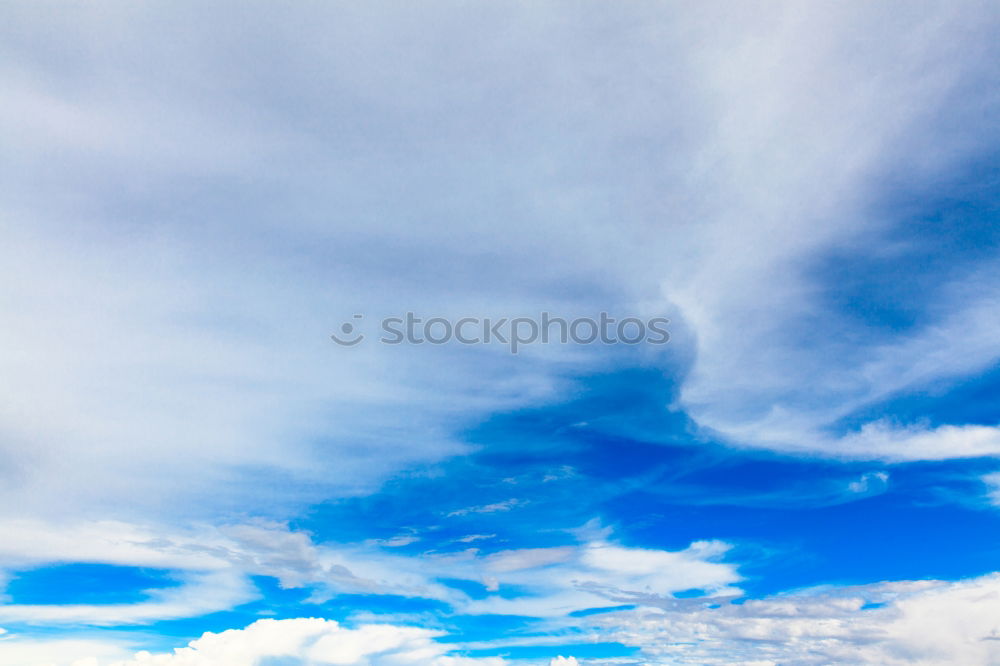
[1,1,1000,664]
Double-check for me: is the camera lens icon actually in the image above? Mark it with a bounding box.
[331,314,365,346]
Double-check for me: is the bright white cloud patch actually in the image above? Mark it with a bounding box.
[839,423,1000,461]
[0,636,132,666]
[99,619,501,666]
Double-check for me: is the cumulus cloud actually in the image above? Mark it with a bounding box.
[56,619,502,666]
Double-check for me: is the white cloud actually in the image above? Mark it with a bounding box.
[55,570,990,666]
[709,285,1000,460]
[455,535,496,544]
[593,574,1000,665]
[0,619,503,666]
[982,472,1000,507]
[446,500,526,518]
[0,518,740,626]
[367,535,421,548]
[6,517,1000,665]
[549,658,579,666]
[839,423,1000,461]
[1,2,999,661]
[656,4,1000,460]
[463,537,741,618]
[0,570,252,626]
[847,471,889,493]
[483,547,577,574]
[0,519,458,625]
[109,619,503,666]
[0,0,995,533]
[0,634,133,666]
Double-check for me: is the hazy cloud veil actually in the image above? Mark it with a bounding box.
[1,1,999,664]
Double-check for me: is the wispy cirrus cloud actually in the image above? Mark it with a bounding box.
[1,1,996,532]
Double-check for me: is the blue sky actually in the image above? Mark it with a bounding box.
[1,1,1000,664]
